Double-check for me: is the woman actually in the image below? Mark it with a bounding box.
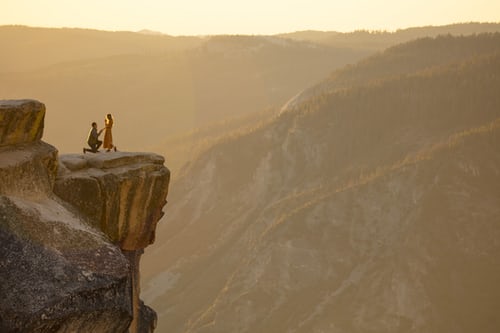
[103,113,117,152]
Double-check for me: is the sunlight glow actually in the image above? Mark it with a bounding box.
[1,0,499,35]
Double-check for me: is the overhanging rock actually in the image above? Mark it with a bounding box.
[54,152,170,251]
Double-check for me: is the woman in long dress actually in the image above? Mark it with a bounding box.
[103,113,117,152]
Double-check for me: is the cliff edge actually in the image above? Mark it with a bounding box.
[0,100,170,333]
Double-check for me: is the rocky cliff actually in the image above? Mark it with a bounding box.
[0,100,170,333]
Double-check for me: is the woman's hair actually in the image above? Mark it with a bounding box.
[92,122,97,127]
[107,113,112,119]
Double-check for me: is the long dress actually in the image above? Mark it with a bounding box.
[103,117,114,149]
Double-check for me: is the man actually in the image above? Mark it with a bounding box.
[83,122,103,153]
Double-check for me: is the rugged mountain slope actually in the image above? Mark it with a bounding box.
[151,107,276,173]
[142,35,500,332]
[155,31,500,174]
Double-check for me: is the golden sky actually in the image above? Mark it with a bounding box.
[1,0,500,35]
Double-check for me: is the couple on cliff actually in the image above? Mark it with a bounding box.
[83,114,117,153]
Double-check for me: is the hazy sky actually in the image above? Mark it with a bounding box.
[1,0,499,35]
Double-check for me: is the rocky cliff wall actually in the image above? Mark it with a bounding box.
[55,152,170,332]
[0,100,170,333]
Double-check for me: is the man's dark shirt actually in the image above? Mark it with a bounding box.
[87,127,99,145]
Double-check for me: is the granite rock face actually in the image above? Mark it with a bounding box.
[0,100,170,333]
[54,153,170,251]
[54,152,170,332]
[0,195,132,333]
[0,99,45,146]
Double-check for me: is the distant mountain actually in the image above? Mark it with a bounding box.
[137,29,165,35]
[0,25,202,72]
[2,23,498,161]
[283,33,500,111]
[0,26,372,155]
[142,34,500,332]
[280,22,500,50]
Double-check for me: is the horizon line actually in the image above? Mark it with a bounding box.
[2,21,499,37]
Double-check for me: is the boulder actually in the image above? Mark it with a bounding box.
[0,100,45,146]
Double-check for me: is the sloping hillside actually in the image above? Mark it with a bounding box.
[0,25,202,72]
[142,35,500,333]
[283,33,500,111]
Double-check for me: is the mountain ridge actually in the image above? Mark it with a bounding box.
[282,33,500,112]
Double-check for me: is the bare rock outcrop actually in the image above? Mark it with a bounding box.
[0,195,132,333]
[0,100,45,146]
[54,152,170,332]
[54,153,169,250]
[0,99,170,333]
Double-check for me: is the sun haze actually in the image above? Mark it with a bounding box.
[1,0,499,35]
